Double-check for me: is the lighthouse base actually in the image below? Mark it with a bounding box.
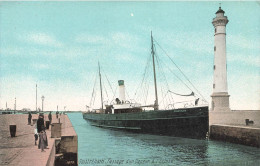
[211,92,231,112]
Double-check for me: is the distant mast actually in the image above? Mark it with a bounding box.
[151,31,159,111]
[36,84,37,112]
[98,62,104,111]
[14,97,16,111]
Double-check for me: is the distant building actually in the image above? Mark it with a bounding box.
[22,108,31,111]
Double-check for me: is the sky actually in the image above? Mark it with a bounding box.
[0,1,259,111]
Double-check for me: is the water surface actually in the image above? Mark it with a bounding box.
[68,113,260,165]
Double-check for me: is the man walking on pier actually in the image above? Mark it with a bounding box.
[28,112,32,125]
[37,115,48,151]
[37,115,44,134]
[48,112,52,124]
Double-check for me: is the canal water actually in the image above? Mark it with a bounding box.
[68,113,260,166]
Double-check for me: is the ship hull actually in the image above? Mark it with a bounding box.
[83,106,208,139]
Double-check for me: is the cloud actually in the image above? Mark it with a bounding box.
[2,30,259,110]
[111,32,139,46]
[228,53,260,67]
[75,34,107,45]
[31,63,49,70]
[73,32,145,65]
[228,34,260,50]
[113,53,135,62]
[0,45,96,60]
[24,32,63,47]
[229,74,260,110]
[159,31,213,55]
[137,25,213,55]
[75,32,142,50]
[0,75,91,111]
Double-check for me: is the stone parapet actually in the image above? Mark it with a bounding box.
[209,110,260,127]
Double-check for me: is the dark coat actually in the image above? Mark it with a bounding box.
[37,118,44,133]
[48,113,52,120]
[28,113,32,119]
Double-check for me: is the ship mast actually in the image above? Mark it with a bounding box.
[151,31,159,111]
[98,62,104,111]
[36,84,37,112]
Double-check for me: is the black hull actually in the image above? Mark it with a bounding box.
[83,106,209,139]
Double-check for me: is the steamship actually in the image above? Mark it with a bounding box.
[83,33,209,139]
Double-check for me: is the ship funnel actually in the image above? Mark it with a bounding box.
[118,80,126,103]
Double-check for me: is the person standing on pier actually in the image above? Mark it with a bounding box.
[56,111,59,119]
[48,112,52,124]
[39,126,47,152]
[28,112,32,125]
[37,115,48,151]
[37,115,44,133]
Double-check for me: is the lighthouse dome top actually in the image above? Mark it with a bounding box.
[214,6,227,19]
[216,7,225,14]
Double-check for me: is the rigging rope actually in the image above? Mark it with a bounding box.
[154,48,176,106]
[154,39,208,103]
[101,67,115,100]
[157,55,194,94]
[134,50,152,101]
[126,89,131,101]
[160,86,166,109]
[103,80,109,102]
[155,49,168,109]
[168,90,194,97]
[89,69,98,107]
[112,86,118,103]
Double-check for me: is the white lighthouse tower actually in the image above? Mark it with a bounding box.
[211,6,231,112]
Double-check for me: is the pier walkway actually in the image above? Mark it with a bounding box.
[0,113,76,166]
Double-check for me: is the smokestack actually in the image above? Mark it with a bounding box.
[118,80,126,103]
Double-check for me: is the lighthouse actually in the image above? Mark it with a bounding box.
[211,6,231,111]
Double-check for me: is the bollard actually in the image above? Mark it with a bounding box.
[9,125,16,137]
[245,119,249,125]
[46,121,50,129]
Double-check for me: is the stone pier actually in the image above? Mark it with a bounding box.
[209,110,260,148]
[0,113,78,166]
[55,114,78,165]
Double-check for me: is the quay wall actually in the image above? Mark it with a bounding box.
[55,114,78,165]
[47,139,56,166]
[209,110,260,148]
[60,136,78,154]
[60,114,78,154]
[210,125,260,148]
